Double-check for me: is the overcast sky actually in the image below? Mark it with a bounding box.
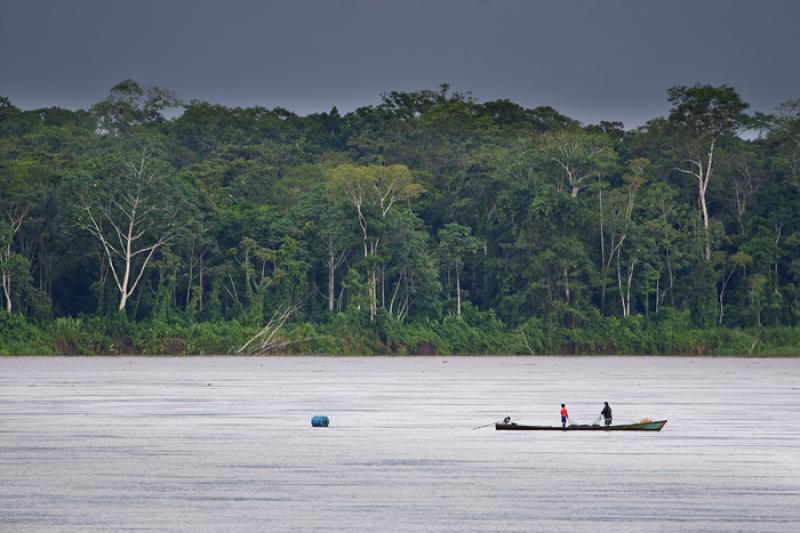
[1,0,798,128]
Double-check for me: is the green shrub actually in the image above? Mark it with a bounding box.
[0,313,52,355]
[48,317,112,354]
[3,309,799,356]
[382,320,443,355]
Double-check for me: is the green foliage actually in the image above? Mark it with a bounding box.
[91,79,181,134]
[0,312,53,355]
[1,81,799,356]
[668,84,750,138]
[47,317,109,354]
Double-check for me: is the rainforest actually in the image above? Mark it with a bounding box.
[1,81,799,355]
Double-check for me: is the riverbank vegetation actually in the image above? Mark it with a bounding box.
[1,82,799,355]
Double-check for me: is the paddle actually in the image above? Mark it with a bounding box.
[472,418,519,430]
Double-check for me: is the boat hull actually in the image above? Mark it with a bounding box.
[495,420,667,431]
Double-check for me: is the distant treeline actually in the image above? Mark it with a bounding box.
[1,81,799,355]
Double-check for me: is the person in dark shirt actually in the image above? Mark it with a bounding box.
[601,402,613,426]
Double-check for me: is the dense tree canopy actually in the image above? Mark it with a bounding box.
[1,81,799,354]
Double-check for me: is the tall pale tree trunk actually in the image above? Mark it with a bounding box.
[328,250,336,312]
[456,266,462,318]
[1,269,11,313]
[0,206,29,313]
[1,244,12,313]
[598,188,607,312]
[616,251,635,317]
[676,138,716,261]
[324,244,348,313]
[83,154,175,313]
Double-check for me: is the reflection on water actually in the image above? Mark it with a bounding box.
[1,356,799,532]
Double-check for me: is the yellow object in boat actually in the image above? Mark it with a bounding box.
[639,417,652,424]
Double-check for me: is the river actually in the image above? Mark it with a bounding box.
[1,356,799,532]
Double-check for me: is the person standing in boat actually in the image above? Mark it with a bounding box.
[560,404,569,429]
[601,402,613,426]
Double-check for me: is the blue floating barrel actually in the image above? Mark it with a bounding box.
[311,415,330,427]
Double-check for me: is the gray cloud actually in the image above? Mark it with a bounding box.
[1,0,798,127]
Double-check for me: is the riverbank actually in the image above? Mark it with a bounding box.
[2,311,798,356]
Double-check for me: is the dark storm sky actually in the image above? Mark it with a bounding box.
[2,0,798,128]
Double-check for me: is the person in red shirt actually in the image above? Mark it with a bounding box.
[560,404,569,429]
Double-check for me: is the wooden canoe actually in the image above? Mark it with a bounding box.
[495,420,667,431]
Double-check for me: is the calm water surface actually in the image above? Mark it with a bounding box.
[1,356,799,532]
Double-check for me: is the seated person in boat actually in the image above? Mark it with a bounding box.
[601,402,612,426]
